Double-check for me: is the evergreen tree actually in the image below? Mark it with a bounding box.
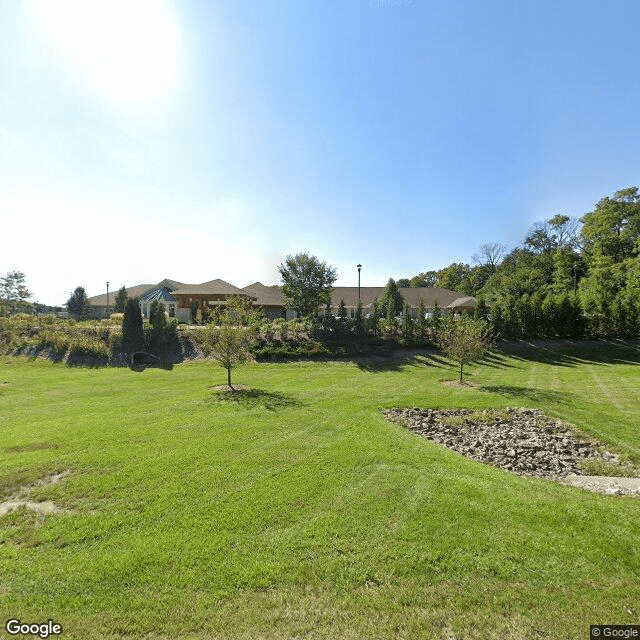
[122,297,145,359]
[416,297,428,344]
[66,286,92,320]
[114,286,127,313]
[148,303,169,362]
[380,278,404,317]
[354,299,365,336]
[401,299,413,342]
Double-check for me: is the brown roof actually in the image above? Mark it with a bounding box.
[242,282,286,307]
[172,279,255,298]
[446,296,477,309]
[328,287,473,309]
[89,283,156,307]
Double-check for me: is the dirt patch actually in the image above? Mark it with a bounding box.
[441,380,479,388]
[0,500,61,516]
[210,384,249,391]
[0,470,71,517]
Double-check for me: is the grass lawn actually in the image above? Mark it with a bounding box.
[1,342,639,639]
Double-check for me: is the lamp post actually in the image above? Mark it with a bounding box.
[106,281,110,317]
[357,264,362,301]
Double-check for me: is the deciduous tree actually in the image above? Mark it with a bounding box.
[278,252,337,318]
[437,317,493,383]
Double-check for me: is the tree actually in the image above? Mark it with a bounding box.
[380,278,404,318]
[114,286,127,313]
[278,252,337,318]
[437,317,493,383]
[435,262,474,294]
[472,243,507,271]
[401,298,413,341]
[148,302,169,362]
[581,187,640,263]
[66,286,92,319]
[409,271,438,288]
[208,322,253,390]
[122,297,145,358]
[1,271,31,311]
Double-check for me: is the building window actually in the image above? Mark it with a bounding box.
[169,305,175,318]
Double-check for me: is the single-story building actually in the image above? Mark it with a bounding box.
[323,287,478,318]
[86,278,478,322]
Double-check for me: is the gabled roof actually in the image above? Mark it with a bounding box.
[172,279,255,298]
[242,282,286,306]
[328,287,473,309]
[446,296,477,309]
[89,284,156,307]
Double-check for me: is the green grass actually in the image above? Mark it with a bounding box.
[1,343,640,639]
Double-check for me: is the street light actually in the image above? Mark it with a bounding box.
[357,264,362,301]
[106,281,110,317]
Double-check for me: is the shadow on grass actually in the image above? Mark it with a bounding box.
[480,384,575,404]
[495,339,640,368]
[209,388,305,411]
[353,351,456,373]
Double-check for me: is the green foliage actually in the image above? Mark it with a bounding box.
[122,298,145,358]
[435,262,474,294]
[380,278,404,319]
[114,286,127,313]
[0,271,31,311]
[207,322,254,388]
[437,316,493,382]
[581,187,640,263]
[278,252,338,318]
[66,286,92,320]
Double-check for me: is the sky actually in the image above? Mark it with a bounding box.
[1,0,639,306]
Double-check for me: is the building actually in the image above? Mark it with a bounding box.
[86,278,477,322]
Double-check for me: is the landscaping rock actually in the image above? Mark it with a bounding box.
[383,407,638,485]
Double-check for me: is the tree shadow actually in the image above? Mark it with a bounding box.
[208,388,305,411]
[479,384,575,404]
[353,351,454,372]
[495,339,640,368]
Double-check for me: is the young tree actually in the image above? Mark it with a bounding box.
[278,252,337,318]
[209,323,253,390]
[401,299,413,342]
[122,297,145,358]
[114,286,127,313]
[437,317,493,383]
[66,286,92,319]
[354,299,365,336]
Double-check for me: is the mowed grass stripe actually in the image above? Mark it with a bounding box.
[1,350,640,639]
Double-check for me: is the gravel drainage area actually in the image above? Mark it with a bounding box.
[383,407,640,496]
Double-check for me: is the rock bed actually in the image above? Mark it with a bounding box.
[383,407,635,483]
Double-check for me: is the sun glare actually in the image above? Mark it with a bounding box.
[28,0,180,104]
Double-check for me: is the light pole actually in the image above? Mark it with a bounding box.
[106,281,110,317]
[357,264,362,301]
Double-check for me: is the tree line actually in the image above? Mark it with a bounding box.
[394,187,640,339]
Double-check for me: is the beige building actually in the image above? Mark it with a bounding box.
[86,278,477,322]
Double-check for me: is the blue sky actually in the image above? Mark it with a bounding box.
[1,0,639,305]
